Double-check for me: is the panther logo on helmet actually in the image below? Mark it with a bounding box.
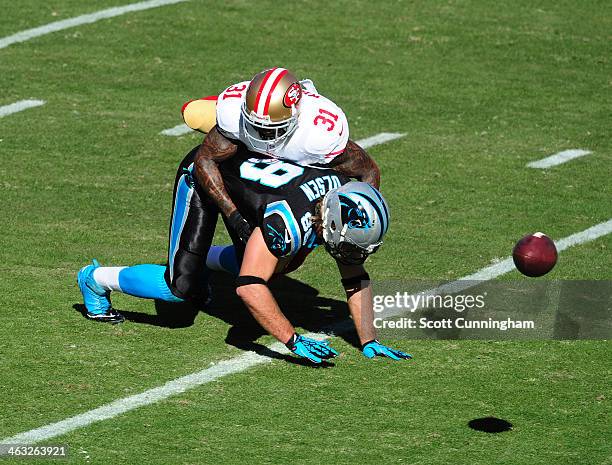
[283,82,302,108]
[321,182,390,265]
[339,194,371,229]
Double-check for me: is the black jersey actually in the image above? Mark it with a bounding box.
[218,152,350,265]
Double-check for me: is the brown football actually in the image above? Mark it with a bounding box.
[512,232,558,277]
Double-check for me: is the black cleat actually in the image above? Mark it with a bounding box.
[85,308,125,324]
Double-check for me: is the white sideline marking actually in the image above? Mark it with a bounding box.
[0,100,45,118]
[160,123,191,136]
[527,149,592,169]
[0,0,189,50]
[357,132,405,149]
[2,218,611,444]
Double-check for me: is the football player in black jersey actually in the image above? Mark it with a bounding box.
[77,146,411,363]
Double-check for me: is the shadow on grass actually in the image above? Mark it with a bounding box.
[73,272,356,365]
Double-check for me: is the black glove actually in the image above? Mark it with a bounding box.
[228,210,252,245]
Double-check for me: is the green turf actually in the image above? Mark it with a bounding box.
[0,0,610,464]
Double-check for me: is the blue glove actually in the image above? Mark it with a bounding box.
[286,333,339,364]
[362,340,412,360]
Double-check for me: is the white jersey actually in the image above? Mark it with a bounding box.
[216,80,349,166]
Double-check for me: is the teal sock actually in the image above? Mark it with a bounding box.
[118,264,183,302]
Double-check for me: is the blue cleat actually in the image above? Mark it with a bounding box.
[77,259,124,324]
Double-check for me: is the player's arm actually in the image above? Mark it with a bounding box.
[337,262,412,360]
[236,227,293,342]
[328,139,381,189]
[236,228,338,363]
[193,126,251,243]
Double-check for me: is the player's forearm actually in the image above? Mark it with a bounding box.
[360,166,381,190]
[236,285,295,344]
[194,156,237,217]
[331,139,381,189]
[194,126,239,218]
[346,283,377,345]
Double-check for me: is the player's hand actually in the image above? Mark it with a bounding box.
[228,210,252,245]
[286,333,339,364]
[362,340,412,360]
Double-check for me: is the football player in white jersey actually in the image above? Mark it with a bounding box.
[191,68,381,245]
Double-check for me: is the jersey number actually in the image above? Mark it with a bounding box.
[222,84,247,100]
[313,108,339,131]
[240,160,304,188]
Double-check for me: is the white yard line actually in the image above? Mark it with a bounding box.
[0,100,45,118]
[160,123,192,136]
[2,218,611,445]
[0,0,189,50]
[357,132,405,149]
[527,149,592,169]
[0,336,318,445]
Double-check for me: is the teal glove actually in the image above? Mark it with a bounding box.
[286,333,339,364]
[362,340,412,360]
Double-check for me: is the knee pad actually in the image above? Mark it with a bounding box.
[172,274,206,300]
[167,248,209,301]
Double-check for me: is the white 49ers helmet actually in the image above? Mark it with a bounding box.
[241,67,302,154]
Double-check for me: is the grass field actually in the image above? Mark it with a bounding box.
[0,0,610,463]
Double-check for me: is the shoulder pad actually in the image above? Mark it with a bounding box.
[300,79,319,95]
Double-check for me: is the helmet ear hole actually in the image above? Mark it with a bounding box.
[330,221,336,231]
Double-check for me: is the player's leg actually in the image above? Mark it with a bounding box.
[206,245,240,275]
[86,243,238,306]
[181,96,217,133]
[78,260,185,324]
[92,263,182,301]
[163,155,220,303]
[77,147,215,320]
[91,242,240,302]
[104,152,220,303]
[77,259,125,323]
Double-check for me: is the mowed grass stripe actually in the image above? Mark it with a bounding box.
[0,0,189,50]
[2,219,611,446]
